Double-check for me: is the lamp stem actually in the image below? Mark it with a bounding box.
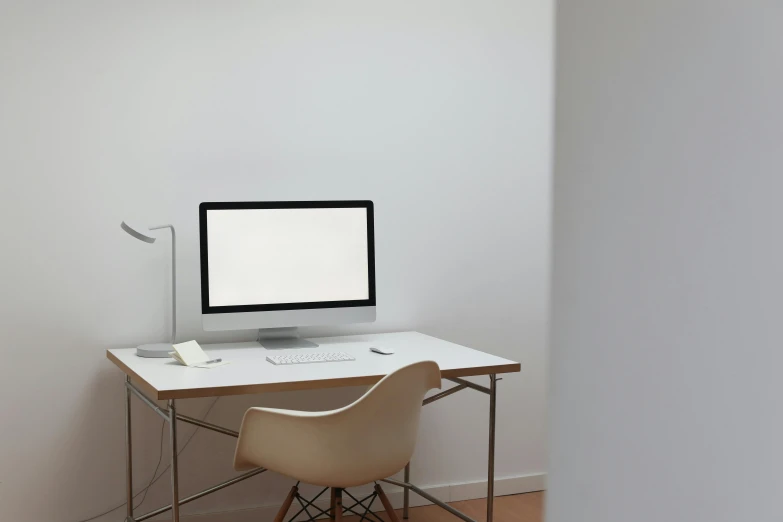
[150,225,176,344]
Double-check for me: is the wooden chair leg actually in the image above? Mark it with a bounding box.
[375,484,400,522]
[331,487,337,519]
[274,485,299,522]
[334,488,344,522]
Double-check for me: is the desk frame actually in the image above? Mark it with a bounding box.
[122,374,500,522]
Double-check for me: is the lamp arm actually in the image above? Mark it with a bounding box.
[150,225,176,344]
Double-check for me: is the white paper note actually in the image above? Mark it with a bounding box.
[171,340,210,366]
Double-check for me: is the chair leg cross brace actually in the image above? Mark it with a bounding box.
[283,486,331,522]
[277,484,397,522]
[343,488,386,522]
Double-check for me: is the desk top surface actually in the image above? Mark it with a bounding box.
[107,331,521,400]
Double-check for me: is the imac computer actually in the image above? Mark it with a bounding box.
[199,201,376,348]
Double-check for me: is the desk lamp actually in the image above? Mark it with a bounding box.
[121,221,177,358]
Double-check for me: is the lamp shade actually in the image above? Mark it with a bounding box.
[121,221,156,243]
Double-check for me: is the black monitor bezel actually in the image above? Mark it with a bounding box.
[199,200,376,315]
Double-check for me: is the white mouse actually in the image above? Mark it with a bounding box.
[370,346,395,355]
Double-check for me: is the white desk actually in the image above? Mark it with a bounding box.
[108,331,520,522]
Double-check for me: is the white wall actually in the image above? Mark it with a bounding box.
[550,1,783,521]
[0,2,552,522]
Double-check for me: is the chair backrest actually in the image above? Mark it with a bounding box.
[332,360,442,481]
[233,360,441,488]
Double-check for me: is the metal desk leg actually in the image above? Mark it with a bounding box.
[403,463,410,519]
[487,375,497,522]
[168,399,180,522]
[125,376,134,522]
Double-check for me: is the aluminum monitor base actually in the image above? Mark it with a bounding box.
[257,327,318,349]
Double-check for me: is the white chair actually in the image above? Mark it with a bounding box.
[233,361,442,522]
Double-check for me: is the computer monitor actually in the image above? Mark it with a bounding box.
[199,201,376,348]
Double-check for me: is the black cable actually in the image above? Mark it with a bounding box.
[72,397,220,522]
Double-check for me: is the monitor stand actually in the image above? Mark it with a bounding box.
[257,328,319,349]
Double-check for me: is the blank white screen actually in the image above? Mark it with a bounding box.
[207,208,369,306]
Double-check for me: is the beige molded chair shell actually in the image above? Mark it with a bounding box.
[233,361,441,489]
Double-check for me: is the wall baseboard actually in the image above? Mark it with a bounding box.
[181,473,546,522]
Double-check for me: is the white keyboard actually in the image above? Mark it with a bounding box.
[266,351,356,366]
